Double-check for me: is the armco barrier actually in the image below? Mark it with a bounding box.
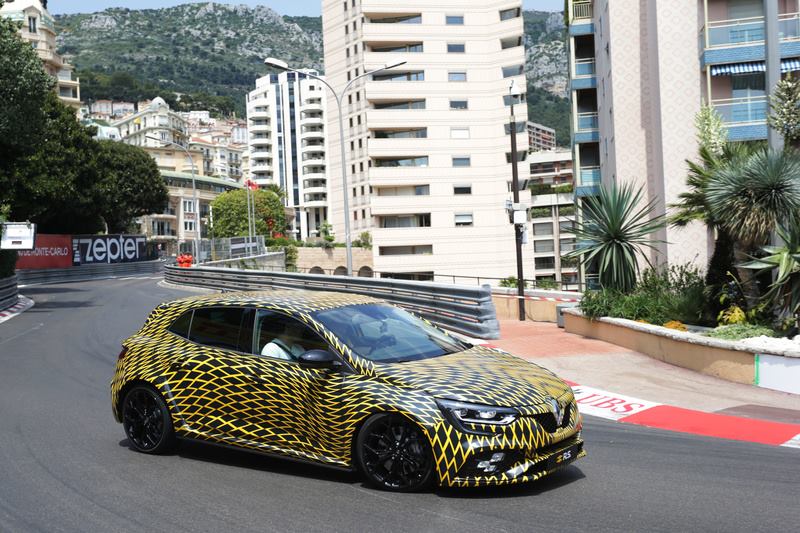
[17,260,164,286]
[0,275,19,311]
[164,265,500,340]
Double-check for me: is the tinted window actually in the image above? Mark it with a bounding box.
[189,307,252,352]
[255,310,330,361]
[313,304,469,363]
[168,310,193,339]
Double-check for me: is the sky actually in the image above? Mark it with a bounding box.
[49,1,564,17]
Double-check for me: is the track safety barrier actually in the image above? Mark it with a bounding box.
[0,275,19,311]
[165,265,500,340]
[16,260,165,286]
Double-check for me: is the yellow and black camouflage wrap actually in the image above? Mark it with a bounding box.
[112,290,585,487]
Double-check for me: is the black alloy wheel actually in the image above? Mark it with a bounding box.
[122,385,175,454]
[356,414,435,492]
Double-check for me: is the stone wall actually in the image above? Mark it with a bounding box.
[296,247,374,277]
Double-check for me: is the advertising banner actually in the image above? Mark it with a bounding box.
[72,235,148,265]
[15,234,73,269]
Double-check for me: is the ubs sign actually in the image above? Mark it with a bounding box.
[72,235,147,265]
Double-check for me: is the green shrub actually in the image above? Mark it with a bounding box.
[536,279,559,290]
[578,264,707,325]
[499,276,528,289]
[705,324,779,340]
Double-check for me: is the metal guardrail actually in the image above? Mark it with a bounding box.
[165,265,500,340]
[0,275,19,311]
[16,261,164,286]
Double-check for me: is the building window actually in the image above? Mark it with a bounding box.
[373,156,429,167]
[450,99,468,110]
[450,127,470,139]
[504,94,525,106]
[379,245,433,256]
[372,43,423,53]
[372,71,425,82]
[182,200,195,213]
[502,64,525,78]
[369,14,422,24]
[380,214,431,228]
[373,128,427,138]
[533,222,553,236]
[446,15,464,25]
[452,156,471,167]
[374,100,426,110]
[454,213,474,227]
[535,257,556,270]
[28,16,37,33]
[447,43,466,53]
[448,71,467,82]
[560,221,576,234]
[500,7,521,21]
[184,221,196,232]
[534,240,555,253]
[453,185,472,195]
[506,151,529,162]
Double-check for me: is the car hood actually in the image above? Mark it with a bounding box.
[372,346,572,408]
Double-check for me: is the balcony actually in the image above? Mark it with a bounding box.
[712,95,768,141]
[572,1,593,21]
[574,112,599,143]
[702,12,800,64]
[302,102,323,113]
[579,166,601,186]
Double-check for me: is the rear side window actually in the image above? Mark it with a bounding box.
[168,310,193,339]
[188,307,253,352]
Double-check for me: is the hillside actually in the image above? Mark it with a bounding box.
[56,3,568,143]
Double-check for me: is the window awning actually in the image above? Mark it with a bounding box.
[710,58,800,76]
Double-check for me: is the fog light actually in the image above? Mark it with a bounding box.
[477,460,491,469]
[484,465,497,473]
[490,452,505,463]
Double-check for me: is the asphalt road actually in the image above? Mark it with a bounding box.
[0,278,798,532]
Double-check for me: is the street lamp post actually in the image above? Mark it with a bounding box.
[264,57,406,276]
[146,135,199,262]
[508,81,526,322]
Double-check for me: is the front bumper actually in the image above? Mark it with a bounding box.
[432,400,585,487]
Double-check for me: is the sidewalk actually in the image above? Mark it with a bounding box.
[491,320,800,446]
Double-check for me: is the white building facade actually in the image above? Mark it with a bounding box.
[246,70,329,240]
[322,0,532,282]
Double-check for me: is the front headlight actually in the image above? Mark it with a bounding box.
[437,399,518,434]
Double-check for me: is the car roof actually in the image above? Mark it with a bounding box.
[164,288,383,315]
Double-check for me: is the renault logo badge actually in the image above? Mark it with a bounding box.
[548,397,564,426]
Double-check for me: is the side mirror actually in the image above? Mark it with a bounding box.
[298,349,339,368]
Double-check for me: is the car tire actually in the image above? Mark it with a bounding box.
[355,413,435,492]
[121,384,176,454]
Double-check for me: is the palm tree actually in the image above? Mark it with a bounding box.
[707,148,800,248]
[565,182,666,293]
[262,183,286,199]
[741,225,800,324]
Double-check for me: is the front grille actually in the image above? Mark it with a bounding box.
[531,402,573,432]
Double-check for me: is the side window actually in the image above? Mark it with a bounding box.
[168,310,193,339]
[188,307,252,352]
[255,310,330,361]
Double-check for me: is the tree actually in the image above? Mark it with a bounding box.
[8,92,105,234]
[210,189,285,238]
[0,0,54,202]
[95,141,169,233]
[319,221,335,249]
[768,74,800,146]
[707,148,800,248]
[565,182,666,293]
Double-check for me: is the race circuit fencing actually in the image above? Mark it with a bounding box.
[16,260,165,286]
[0,275,19,312]
[164,265,500,340]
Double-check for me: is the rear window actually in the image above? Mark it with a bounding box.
[188,307,253,352]
[168,310,193,339]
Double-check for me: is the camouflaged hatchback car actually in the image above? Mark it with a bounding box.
[112,290,585,491]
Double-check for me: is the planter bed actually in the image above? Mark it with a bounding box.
[562,308,800,395]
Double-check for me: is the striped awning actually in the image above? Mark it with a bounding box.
[710,58,800,76]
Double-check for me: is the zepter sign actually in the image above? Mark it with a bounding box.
[72,235,148,265]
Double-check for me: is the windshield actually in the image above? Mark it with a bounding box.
[312,304,470,363]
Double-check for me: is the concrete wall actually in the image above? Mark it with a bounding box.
[564,312,755,385]
[296,247,374,276]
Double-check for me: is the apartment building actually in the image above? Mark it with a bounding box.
[0,0,80,108]
[190,135,245,182]
[528,149,578,287]
[322,0,532,281]
[246,70,330,240]
[527,121,557,152]
[140,171,242,257]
